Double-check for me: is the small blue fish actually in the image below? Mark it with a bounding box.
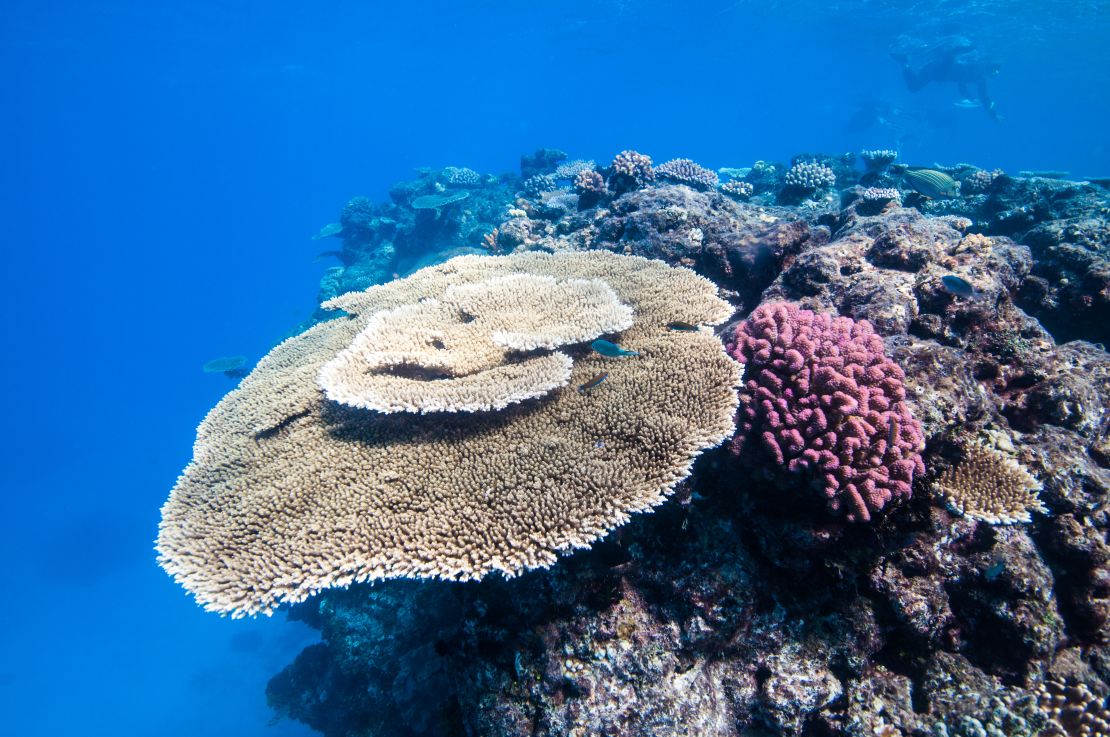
[940,275,983,299]
[578,372,609,392]
[590,339,639,357]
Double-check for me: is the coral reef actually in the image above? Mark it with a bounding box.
[553,159,595,181]
[720,180,754,199]
[573,168,608,207]
[784,161,837,192]
[963,167,1005,194]
[843,186,903,216]
[521,174,557,198]
[653,158,719,190]
[607,149,655,194]
[186,149,1110,736]
[861,149,898,171]
[520,148,568,179]
[440,165,481,187]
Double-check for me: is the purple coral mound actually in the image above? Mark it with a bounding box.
[731,302,926,522]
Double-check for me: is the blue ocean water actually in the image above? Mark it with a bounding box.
[1,1,1107,734]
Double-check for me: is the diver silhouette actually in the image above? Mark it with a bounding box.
[891,35,1002,121]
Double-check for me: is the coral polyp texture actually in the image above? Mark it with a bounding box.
[317,274,633,413]
[860,149,898,170]
[553,159,596,181]
[934,442,1045,524]
[653,158,720,190]
[730,301,925,521]
[1038,678,1110,737]
[441,166,481,186]
[784,161,836,191]
[521,174,557,198]
[573,169,606,196]
[157,251,740,616]
[963,167,1005,193]
[607,149,655,192]
[719,180,754,199]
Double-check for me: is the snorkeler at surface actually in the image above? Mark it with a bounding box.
[891,35,1002,121]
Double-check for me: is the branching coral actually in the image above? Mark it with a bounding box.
[158,251,740,616]
[441,166,481,186]
[719,180,754,199]
[784,162,836,192]
[522,174,558,198]
[608,150,655,193]
[653,158,719,190]
[554,160,596,181]
[730,301,925,522]
[861,149,898,170]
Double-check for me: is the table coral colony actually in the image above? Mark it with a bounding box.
[730,301,926,521]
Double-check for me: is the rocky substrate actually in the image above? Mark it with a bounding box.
[267,151,1110,737]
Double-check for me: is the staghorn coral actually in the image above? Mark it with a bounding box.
[608,149,655,193]
[934,443,1044,524]
[653,158,719,190]
[318,274,633,413]
[730,301,925,522]
[784,161,837,192]
[157,251,740,616]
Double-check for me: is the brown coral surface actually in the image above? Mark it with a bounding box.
[158,251,740,617]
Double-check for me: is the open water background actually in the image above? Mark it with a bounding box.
[1,1,1107,734]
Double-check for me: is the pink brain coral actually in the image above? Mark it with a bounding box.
[730,302,925,522]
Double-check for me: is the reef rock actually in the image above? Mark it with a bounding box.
[252,152,1110,737]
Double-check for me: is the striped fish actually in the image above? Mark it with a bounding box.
[578,372,609,393]
[903,169,960,198]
